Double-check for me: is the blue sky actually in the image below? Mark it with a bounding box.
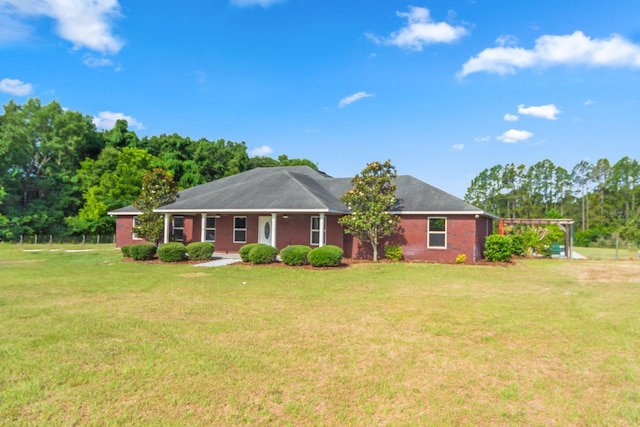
[2,0,640,197]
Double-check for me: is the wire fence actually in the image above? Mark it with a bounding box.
[6,235,115,245]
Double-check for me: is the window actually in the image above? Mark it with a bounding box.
[234,216,247,243]
[310,216,326,246]
[132,216,142,240]
[311,216,320,245]
[172,216,184,241]
[428,217,446,248]
[205,216,216,242]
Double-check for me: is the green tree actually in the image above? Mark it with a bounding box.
[0,98,102,236]
[338,160,401,261]
[133,168,178,245]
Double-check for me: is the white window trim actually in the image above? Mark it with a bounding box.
[310,216,327,246]
[205,215,216,242]
[428,217,447,249]
[311,216,320,246]
[233,216,247,243]
[132,216,142,240]
[172,215,185,242]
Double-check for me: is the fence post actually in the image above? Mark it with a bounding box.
[20,235,23,245]
[97,235,100,245]
[35,235,38,244]
[82,235,86,245]
[49,235,53,245]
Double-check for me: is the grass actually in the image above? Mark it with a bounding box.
[1,243,640,425]
[575,245,639,260]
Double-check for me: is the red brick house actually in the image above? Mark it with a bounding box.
[109,166,497,262]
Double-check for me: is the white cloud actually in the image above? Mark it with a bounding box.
[0,78,33,96]
[250,145,273,156]
[496,34,518,47]
[584,99,595,106]
[474,136,491,142]
[338,91,373,108]
[367,6,467,51]
[451,144,464,151]
[459,31,640,77]
[230,0,284,7]
[0,0,124,54]
[83,55,114,68]
[518,104,561,120]
[504,113,519,122]
[497,129,533,143]
[92,111,144,130]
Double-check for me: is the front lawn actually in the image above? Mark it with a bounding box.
[1,244,639,425]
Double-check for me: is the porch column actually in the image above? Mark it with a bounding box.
[163,213,170,244]
[319,213,326,247]
[201,213,207,242]
[271,213,277,248]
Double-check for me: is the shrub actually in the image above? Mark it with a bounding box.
[456,253,467,264]
[281,245,311,266]
[129,243,157,261]
[248,244,278,264]
[384,245,403,261]
[121,245,131,258]
[307,245,343,267]
[483,235,513,262]
[157,242,187,262]
[186,242,215,260]
[239,243,259,262]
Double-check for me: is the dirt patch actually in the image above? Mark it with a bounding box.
[572,260,640,284]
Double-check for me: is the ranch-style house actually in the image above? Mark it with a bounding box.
[109,166,497,262]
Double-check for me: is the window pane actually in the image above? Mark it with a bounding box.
[206,217,216,228]
[311,217,319,229]
[173,229,184,241]
[235,217,246,228]
[205,230,216,241]
[429,233,445,247]
[311,231,319,245]
[234,230,246,242]
[429,218,446,231]
[173,216,184,227]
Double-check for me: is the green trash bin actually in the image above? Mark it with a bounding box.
[551,243,562,256]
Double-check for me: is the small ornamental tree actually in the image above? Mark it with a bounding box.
[338,160,401,261]
[133,168,178,245]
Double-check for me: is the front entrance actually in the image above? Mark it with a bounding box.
[258,216,273,246]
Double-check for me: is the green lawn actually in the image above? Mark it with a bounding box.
[575,245,639,260]
[1,244,639,425]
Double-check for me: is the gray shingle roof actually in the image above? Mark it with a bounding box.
[111,166,495,217]
[155,166,350,213]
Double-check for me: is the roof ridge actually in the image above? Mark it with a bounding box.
[285,169,342,209]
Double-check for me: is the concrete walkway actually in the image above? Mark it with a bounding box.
[195,254,242,267]
[571,250,587,260]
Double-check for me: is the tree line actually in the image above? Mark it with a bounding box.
[0,98,317,240]
[464,157,640,245]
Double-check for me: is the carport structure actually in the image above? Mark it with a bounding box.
[500,218,575,259]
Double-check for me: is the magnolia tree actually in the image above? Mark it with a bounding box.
[338,160,401,261]
[133,168,178,245]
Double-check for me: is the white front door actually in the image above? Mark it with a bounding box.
[258,216,272,246]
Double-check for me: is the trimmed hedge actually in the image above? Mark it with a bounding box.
[186,242,215,260]
[248,243,278,264]
[129,244,157,261]
[384,245,403,261]
[239,243,259,262]
[483,235,512,262]
[157,242,187,262]
[307,245,343,267]
[121,245,131,258]
[280,245,311,266]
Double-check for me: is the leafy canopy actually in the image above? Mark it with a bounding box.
[338,160,400,261]
[133,168,178,245]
